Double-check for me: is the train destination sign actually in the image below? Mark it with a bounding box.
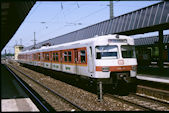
[108,39,127,43]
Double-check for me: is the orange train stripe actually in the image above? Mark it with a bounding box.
[35,61,87,66]
[96,66,132,72]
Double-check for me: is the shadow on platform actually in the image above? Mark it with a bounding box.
[137,65,169,78]
[1,64,29,99]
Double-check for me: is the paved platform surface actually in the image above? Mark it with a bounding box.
[1,64,39,112]
[1,98,39,112]
[137,74,169,84]
[137,62,169,84]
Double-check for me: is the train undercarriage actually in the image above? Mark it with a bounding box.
[19,62,137,101]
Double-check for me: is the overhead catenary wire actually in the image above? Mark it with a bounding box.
[72,6,108,23]
[23,2,42,24]
[38,6,108,41]
[76,1,80,8]
[16,2,109,48]
[22,2,109,45]
[48,2,81,24]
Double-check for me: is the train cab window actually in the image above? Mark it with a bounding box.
[80,50,86,63]
[121,45,136,58]
[96,45,118,59]
[64,52,68,62]
[68,51,72,62]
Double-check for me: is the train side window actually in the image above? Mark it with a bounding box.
[47,53,49,61]
[53,53,56,61]
[80,50,86,63]
[55,52,59,62]
[36,54,38,60]
[33,54,36,60]
[45,53,49,61]
[68,51,72,62]
[64,52,68,62]
[44,53,46,61]
[42,53,44,61]
[38,53,40,60]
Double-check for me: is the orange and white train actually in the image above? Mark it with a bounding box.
[17,34,137,88]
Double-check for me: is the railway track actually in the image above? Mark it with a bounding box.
[5,63,85,111]
[105,93,169,111]
[131,93,169,106]
[137,84,169,102]
[3,64,53,112]
[4,60,169,111]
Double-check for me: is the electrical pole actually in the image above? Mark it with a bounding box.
[33,32,36,49]
[31,32,37,49]
[110,1,114,19]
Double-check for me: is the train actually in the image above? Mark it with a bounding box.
[17,34,137,91]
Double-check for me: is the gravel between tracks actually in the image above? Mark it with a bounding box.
[7,61,142,111]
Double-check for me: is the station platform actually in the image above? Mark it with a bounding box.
[136,62,169,84]
[136,74,169,84]
[1,64,39,112]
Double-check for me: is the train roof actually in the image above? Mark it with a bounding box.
[19,34,132,54]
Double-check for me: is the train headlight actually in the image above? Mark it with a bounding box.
[132,65,137,71]
[102,67,109,72]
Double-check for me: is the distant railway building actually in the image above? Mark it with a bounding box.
[14,45,24,60]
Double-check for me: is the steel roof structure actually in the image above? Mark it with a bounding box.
[134,35,169,46]
[22,1,169,51]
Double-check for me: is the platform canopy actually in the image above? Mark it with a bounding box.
[134,35,169,46]
[23,1,169,51]
[1,1,35,51]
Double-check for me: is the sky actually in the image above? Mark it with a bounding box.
[2,1,168,54]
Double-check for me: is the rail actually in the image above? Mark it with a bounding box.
[4,64,52,112]
[6,63,85,111]
[105,93,154,111]
[105,93,169,111]
[130,93,169,106]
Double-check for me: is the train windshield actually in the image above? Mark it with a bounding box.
[121,45,136,58]
[96,45,118,59]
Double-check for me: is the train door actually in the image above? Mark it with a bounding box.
[74,49,79,74]
[50,51,52,69]
[88,46,94,73]
[60,51,63,71]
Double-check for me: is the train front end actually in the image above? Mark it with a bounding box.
[94,35,137,86]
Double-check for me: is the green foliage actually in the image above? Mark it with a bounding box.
[1,53,14,58]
